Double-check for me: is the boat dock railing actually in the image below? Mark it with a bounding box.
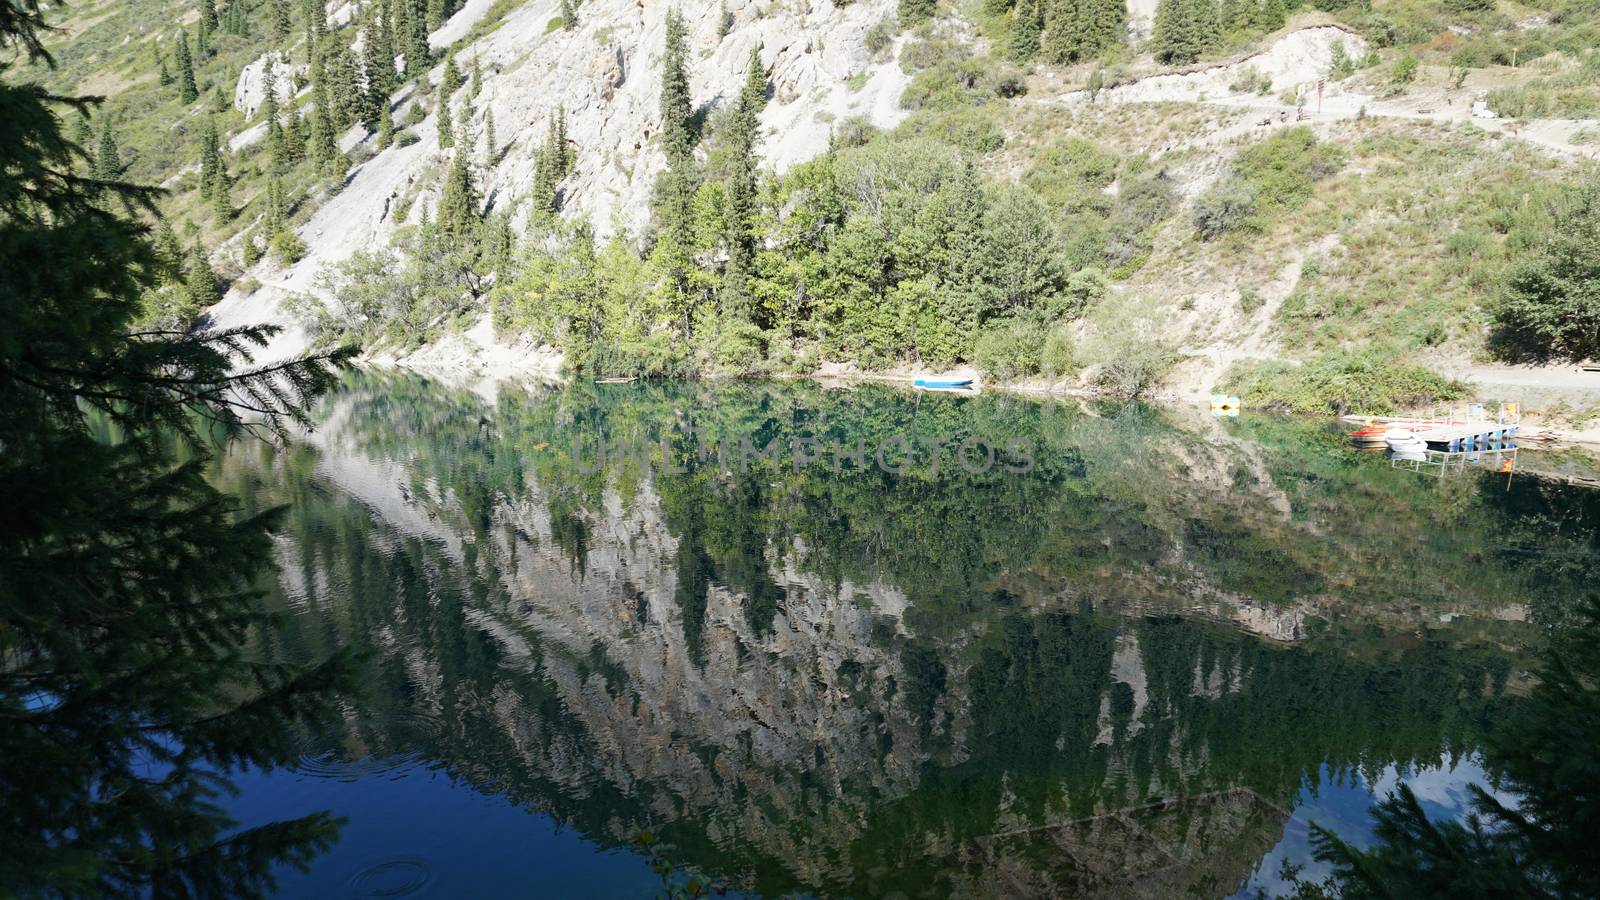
[1390,445,1519,479]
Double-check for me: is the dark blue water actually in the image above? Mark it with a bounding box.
[208,374,1595,898]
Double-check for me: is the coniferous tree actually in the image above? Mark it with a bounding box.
[1192,0,1222,54]
[159,55,173,86]
[531,108,569,217]
[309,80,338,170]
[198,117,220,199]
[404,0,430,79]
[242,226,261,267]
[1218,0,1241,31]
[560,0,576,29]
[436,83,454,149]
[483,108,496,164]
[195,17,211,58]
[283,109,308,164]
[555,104,573,173]
[264,174,287,238]
[984,0,1014,15]
[1253,0,1286,32]
[302,0,324,55]
[1009,0,1043,62]
[1,7,356,888]
[436,138,478,243]
[469,52,481,97]
[185,244,219,309]
[152,218,187,282]
[653,9,700,334]
[368,0,396,95]
[441,50,461,94]
[70,115,93,154]
[200,0,218,43]
[324,39,362,129]
[1089,0,1127,55]
[659,10,692,162]
[175,31,199,103]
[271,0,290,40]
[378,99,396,149]
[723,46,766,322]
[93,123,121,180]
[212,159,231,222]
[263,66,290,173]
[1154,0,1217,64]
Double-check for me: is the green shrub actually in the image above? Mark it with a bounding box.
[865,18,897,58]
[581,334,693,380]
[1490,184,1600,363]
[900,56,1025,110]
[972,317,1046,381]
[711,319,768,375]
[1233,127,1345,209]
[395,130,420,148]
[269,229,307,264]
[1193,177,1261,239]
[1390,53,1419,87]
[1091,333,1177,399]
[1040,330,1078,379]
[1222,351,1467,414]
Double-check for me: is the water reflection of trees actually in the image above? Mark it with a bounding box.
[205,373,1600,896]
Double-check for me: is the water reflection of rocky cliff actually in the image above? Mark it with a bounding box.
[224,374,1589,897]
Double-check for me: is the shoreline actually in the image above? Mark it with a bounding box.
[357,353,1600,452]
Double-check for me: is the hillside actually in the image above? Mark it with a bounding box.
[23,0,1600,414]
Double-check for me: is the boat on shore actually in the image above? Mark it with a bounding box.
[914,377,975,390]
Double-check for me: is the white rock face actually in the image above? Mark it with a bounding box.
[211,0,910,363]
[234,51,303,119]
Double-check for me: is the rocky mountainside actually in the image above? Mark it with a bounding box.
[29,0,1600,410]
[210,0,917,362]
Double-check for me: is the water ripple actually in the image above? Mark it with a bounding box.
[347,857,432,898]
[290,712,446,782]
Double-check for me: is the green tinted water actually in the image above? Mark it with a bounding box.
[215,373,1599,898]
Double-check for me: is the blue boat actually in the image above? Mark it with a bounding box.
[913,378,974,389]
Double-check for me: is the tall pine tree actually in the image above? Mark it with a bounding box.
[175,31,198,103]
[1009,0,1043,62]
[722,46,767,323]
[653,9,700,336]
[198,116,220,199]
[92,123,121,180]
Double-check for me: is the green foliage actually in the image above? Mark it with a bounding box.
[1192,176,1261,238]
[1089,329,1178,398]
[900,54,1027,110]
[1221,350,1467,414]
[1194,127,1343,239]
[174,30,198,103]
[1040,0,1126,64]
[1040,328,1078,377]
[92,121,121,180]
[1490,184,1600,363]
[1153,0,1222,65]
[1009,0,1043,62]
[269,228,307,263]
[0,6,355,888]
[1390,51,1419,87]
[711,318,768,374]
[899,0,937,26]
[972,317,1046,380]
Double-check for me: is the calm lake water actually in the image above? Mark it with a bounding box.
[212,373,1599,898]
